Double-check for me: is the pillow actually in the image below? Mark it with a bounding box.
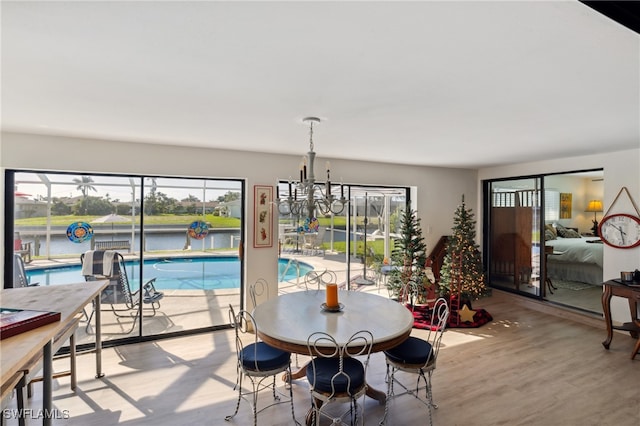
[564,228,582,238]
[545,224,557,239]
[556,225,581,238]
[545,229,556,241]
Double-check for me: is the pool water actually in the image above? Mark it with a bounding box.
[26,257,313,290]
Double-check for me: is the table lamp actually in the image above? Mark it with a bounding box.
[585,199,603,236]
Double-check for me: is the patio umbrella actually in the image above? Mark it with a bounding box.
[91,214,132,240]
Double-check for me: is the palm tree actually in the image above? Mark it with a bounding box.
[73,175,97,214]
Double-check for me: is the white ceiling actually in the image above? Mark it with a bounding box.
[2,1,638,169]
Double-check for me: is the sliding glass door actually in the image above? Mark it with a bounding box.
[6,170,244,345]
[345,187,406,285]
[276,181,408,290]
[486,170,605,312]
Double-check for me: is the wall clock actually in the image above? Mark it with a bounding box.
[598,213,640,249]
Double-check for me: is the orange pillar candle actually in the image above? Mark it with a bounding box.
[326,283,339,307]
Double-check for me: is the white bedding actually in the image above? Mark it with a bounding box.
[546,236,603,268]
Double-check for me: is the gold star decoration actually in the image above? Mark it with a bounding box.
[458,304,477,323]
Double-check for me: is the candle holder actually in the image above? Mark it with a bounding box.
[321,302,344,312]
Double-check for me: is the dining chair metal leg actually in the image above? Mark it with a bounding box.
[225,306,301,426]
[379,366,435,426]
[226,370,244,423]
[379,364,392,426]
[379,298,449,426]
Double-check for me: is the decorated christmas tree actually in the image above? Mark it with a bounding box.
[439,196,488,301]
[387,208,430,304]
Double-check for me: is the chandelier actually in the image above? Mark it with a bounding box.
[276,117,348,219]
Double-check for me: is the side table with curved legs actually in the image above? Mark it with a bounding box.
[601,279,640,359]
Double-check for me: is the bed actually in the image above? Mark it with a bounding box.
[488,191,604,288]
[545,225,603,285]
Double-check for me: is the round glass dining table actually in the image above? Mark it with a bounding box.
[252,289,414,404]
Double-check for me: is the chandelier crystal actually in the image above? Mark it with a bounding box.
[276,117,348,219]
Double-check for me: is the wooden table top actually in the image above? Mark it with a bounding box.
[0,281,107,387]
[253,290,414,354]
[604,279,640,290]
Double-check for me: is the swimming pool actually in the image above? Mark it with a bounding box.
[26,257,313,290]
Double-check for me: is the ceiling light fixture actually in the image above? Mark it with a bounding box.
[276,117,348,223]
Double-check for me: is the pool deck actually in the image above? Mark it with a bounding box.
[22,250,386,345]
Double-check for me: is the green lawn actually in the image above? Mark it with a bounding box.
[279,215,380,228]
[17,214,375,228]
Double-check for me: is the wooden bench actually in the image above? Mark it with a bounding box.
[93,240,131,251]
[22,315,82,398]
[1,371,26,426]
[2,315,81,426]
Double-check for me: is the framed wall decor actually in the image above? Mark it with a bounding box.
[253,185,273,248]
[560,193,572,219]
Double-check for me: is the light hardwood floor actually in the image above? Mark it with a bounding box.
[6,290,640,425]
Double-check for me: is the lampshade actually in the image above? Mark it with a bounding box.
[585,200,603,213]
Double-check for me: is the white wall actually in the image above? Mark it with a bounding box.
[479,148,640,322]
[1,132,478,302]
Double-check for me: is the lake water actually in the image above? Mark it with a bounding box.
[22,230,241,257]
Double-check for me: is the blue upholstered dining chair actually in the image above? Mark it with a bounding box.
[306,330,374,426]
[379,297,450,426]
[248,277,304,368]
[248,278,270,309]
[225,305,300,426]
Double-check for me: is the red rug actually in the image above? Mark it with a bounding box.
[408,303,493,329]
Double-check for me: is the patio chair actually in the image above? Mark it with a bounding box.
[379,297,450,426]
[12,253,38,288]
[14,234,32,264]
[80,250,164,334]
[303,226,326,255]
[225,305,300,426]
[306,330,374,426]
